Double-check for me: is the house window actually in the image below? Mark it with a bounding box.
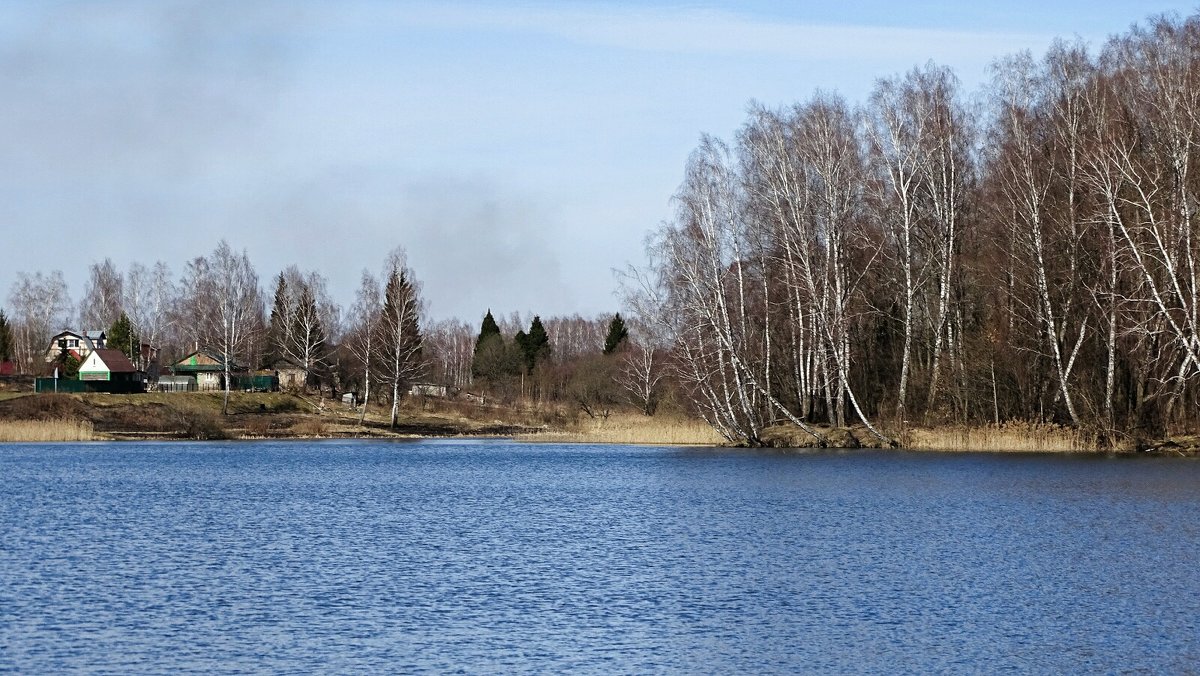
[68,339,78,348]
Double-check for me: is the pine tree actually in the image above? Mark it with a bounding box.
[107,312,140,364]
[0,309,12,362]
[603,313,628,355]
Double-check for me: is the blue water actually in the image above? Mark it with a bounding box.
[1,440,1198,673]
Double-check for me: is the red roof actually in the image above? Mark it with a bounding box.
[92,349,137,373]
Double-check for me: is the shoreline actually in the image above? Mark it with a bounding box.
[0,391,1196,456]
[2,434,1194,457]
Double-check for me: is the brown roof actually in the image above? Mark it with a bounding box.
[92,349,137,373]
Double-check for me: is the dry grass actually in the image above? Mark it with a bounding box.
[289,419,328,437]
[0,418,95,442]
[904,421,1095,452]
[520,412,725,446]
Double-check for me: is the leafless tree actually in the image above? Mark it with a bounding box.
[864,69,932,420]
[615,263,669,415]
[425,318,475,389]
[6,271,71,372]
[987,52,1087,425]
[196,241,262,415]
[125,261,176,369]
[78,258,124,331]
[346,269,382,424]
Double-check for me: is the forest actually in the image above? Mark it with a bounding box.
[5,12,1200,447]
[627,13,1200,447]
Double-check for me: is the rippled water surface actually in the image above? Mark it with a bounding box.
[2,440,1199,673]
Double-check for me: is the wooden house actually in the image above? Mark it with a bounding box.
[270,360,307,391]
[78,349,141,385]
[45,329,106,363]
[170,350,245,391]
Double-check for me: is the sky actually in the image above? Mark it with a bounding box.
[1,1,1195,324]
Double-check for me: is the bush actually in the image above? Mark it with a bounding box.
[185,412,228,440]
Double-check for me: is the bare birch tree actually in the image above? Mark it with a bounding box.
[378,248,425,429]
[199,241,262,415]
[78,258,124,331]
[125,261,175,370]
[6,271,71,372]
[347,269,382,424]
[988,53,1086,425]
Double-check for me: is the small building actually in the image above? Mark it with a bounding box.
[170,349,245,391]
[73,349,143,393]
[79,349,139,382]
[45,329,106,363]
[155,375,197,392]
[271,360,307,391]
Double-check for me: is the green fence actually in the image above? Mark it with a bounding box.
[35,378,143,394]
[233,375,279,392]
[34,378,87,393]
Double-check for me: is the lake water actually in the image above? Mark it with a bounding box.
[2,440,1198,673]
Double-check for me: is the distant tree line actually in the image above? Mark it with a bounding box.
[632,12,1200,445]
[1,241,653,423]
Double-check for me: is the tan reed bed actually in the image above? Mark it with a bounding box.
[0,418,95,442]
[904,421,1095,452]
[520,413,725,446]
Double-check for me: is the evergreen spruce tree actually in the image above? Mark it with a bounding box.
[603,313,629,355]
[474,310,501,353]
[472,310,504,379]
[522,316,550,373]
[264,272,290,367]
[0,309,12,362]
[514,329,529,370]
[107,312,140,363]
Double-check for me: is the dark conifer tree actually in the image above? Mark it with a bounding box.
[0,309,12,362]
[264,272,290,367]
[107,312,140,364]
[472,309,505,379]
[603,313,628,355]
[523,315,551,373]
[475,310,501,352]
[514,329,529,369]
